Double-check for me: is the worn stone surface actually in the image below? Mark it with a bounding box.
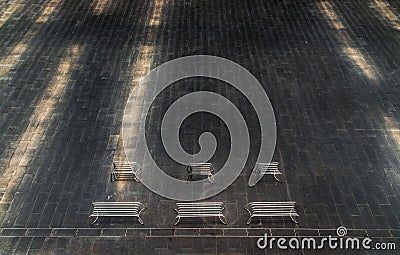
[0,0,400,253]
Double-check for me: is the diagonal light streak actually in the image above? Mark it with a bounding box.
[319,1,379,80]
[0,0,63,77]
[0,45,82,205]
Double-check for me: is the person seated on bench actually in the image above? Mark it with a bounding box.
[186,163,215,183]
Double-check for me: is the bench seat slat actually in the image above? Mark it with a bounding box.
[177,209,222,212]
[187,163,215,183]
[248,203,296,205]
[250,162,283,184]
[90,214,140,217]
[177,202,223,205]
[178,214,222,216]
[174,202,226,225]
[177,207,223,209]
[251,213,299,216]
[111,162,141,182]
[245,201,298,224]
[89,202,145,225]
[93,210,141,214]
[93,203,142,205]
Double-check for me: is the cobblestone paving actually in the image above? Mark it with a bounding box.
[0,0,400,253]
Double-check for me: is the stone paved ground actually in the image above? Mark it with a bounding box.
[0,0,400,253]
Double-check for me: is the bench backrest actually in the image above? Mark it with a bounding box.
[188,163,212,175]
[92,202,144,214]
[247,202,295,211]
[113,161,139,172]
[255,162,279,174]
[176,202,223,213]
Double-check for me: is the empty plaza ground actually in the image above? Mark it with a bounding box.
[0,0,400,253]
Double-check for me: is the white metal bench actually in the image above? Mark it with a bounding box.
[186,163,214,183]
[111,161,141,182]
[89,202,145,225]
[252,162,283,183]
[244,201,299,224]
[174,202,226,225]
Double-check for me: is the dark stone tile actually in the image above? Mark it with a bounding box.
[1,0,400,253]
[223,228,247,236]
[174,228,199,236]
[0,228,27,236]
[26,229,52,237]
[367,229,393,238]
[347,229,368,238]
[270,228,296,237]
[199,228,223,236]
[150,229,174,236]
[101,228,126,236]
[380,205,400,228]
[15,237,32,254]
[76,228,102,236]
[38,204,57,227]
[52,229,77,237]
[126,228,150,237]
[391,230,400,238]
[295,229,319,237]
[247,229,267,237]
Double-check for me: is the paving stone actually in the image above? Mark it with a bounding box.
[0,0,400,252]
[76,228,102,237]
[390,229,400,238]
[52,229,77,237]
[15,237,33,254]
[247,229,267,237]
[199,228,223,236]
[270,228,296,237]
[125,228,150,237]
[174,228,199,236]
[295,229,320,237]
[367,229,393,238]
[150,229,175,236]
[29,237,45,250]
[101,228,127,236]
[26,229,52,237]
[223,228,248,237]
[0,228,27,236]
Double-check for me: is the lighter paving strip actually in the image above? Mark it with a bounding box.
[0,45,83,205]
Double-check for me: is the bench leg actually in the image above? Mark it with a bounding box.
[273,174,282,183]
[133,172,141,183]
[111,172,117,182]
[246,216,253,225]
[219,215,227,225]
[290,211,299,224]
[290,215,298,224]
[208,174,215,183]
[89,215,99,226]
[244,206,252,224]
[137,216,144,225]
[186,166,192,183]
[174,216,181,225]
